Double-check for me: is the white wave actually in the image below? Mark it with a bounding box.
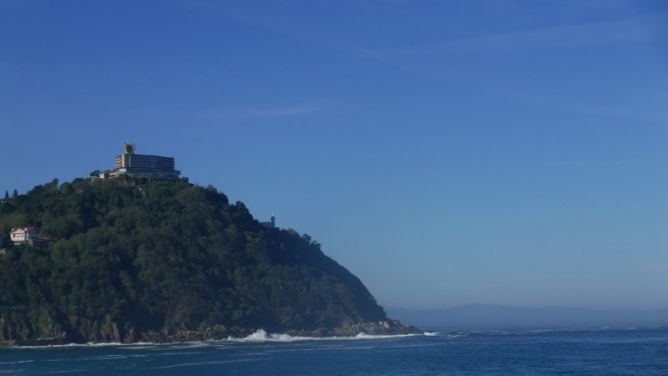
[15,341,125,349]
[15,340,207,350]
[226,329,313,343]
[15,329,431,348]
[353,332,420,340]
[446,334,467,338]
[0,360,34,365]
[119,341,155,347]
[224,329,425,343]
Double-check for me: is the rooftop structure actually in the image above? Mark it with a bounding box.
[260,214,276,229]
[102,143,180,179]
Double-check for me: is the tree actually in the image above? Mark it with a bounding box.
[302,233,312,244]
[12,189,18,198]
[3,191,8,201]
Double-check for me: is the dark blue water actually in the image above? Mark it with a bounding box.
[2,328,668,375]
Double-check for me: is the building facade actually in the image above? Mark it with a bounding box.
[105,143,180,179]
[10,227,38,245]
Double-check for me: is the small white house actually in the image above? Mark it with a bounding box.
[10,227,38,245]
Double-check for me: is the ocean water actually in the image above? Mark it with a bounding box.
[1,328,668,375]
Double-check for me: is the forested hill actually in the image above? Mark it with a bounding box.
[0,177,414,345]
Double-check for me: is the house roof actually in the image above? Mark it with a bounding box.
[11,227,36,233]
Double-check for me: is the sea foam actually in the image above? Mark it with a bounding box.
[227,329,432,343]
[15,329,437,348]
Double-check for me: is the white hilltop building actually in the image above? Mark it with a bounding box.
[99,143,180,179]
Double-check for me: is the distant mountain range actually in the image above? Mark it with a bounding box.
[387,304,668,330]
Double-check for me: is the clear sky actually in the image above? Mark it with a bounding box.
[1,0,667,310]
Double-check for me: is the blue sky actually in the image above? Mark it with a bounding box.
[1,0,667,310]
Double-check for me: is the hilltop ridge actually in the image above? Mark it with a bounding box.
[0,177,416,345]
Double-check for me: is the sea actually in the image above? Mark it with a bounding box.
[1,327,667,375]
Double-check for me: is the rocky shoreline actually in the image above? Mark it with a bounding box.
[0,320,421,347]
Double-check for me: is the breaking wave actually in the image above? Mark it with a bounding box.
[15,330,437,348]
[226,329,432,343]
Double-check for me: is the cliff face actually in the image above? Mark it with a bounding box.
[0,178,415,344]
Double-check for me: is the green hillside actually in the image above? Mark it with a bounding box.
[0,177,414,344]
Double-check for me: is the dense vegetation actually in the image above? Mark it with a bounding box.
[0,177,399,343]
